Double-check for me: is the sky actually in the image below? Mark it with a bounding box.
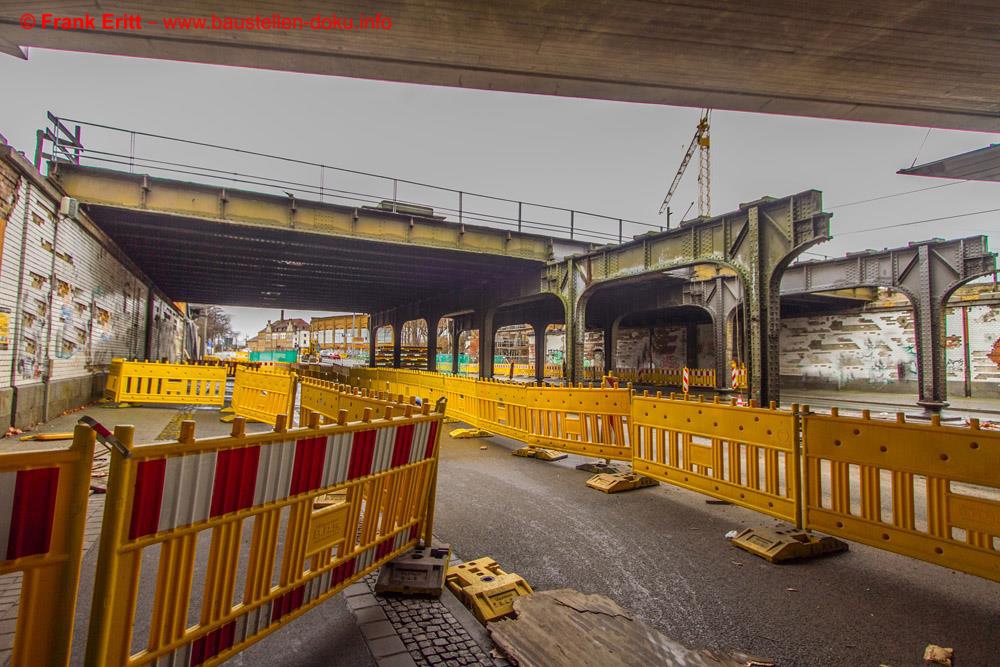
[2,48,997,338]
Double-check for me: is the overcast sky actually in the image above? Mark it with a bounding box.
[2,49,997,337]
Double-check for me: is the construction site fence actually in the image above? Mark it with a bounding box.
[0,424,95,665]
[194,358,289,377]
[4,378,442,666]
[105,359,227,406]
[230,366,298,426]
[343,366,998,582]
[594,366,718,388]
[82,401,444,666]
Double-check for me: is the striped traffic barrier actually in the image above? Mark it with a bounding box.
[682,367,690,394]
[0,423,95,666]
[85,405,445,666]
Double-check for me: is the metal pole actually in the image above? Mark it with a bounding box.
[33,130,45,172]
[570,211,574,239]
[962,305,972,398]
[459,192,463,224]
[518,202,522,233]
[618,219,623,244]
[392,179,398,213]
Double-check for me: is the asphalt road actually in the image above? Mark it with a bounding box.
[432,428,1000,666]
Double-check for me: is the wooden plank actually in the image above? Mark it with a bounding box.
[489,589,769,667]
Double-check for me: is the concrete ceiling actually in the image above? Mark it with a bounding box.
[82,205,545,311]
[2,1,998,131]
[898,144,1000,182]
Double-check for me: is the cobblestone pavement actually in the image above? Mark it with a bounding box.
[340,560,510,667]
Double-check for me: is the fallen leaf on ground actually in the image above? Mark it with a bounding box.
[923,644,953,666]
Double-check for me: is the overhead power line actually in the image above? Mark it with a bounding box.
[836,207,1000,237]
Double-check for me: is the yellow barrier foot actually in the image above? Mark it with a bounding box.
[586,472,659,494]
[99,402,136,409]
[443,416,460,424]
[375,543,452,597]
[446,557,533,625]
[729,526,848,563]
[512,446,567,461]
[219,406,235,414]
[219,414,236,423]
[575,460,624,474]
[450,428,493,439]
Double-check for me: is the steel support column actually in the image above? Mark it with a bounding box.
[685,323,699,369]
[478,309,496,379]
[532,321,547,384]
[451,324,461,374]
[391,319,402,369]
[423,313,441,372]
[603,322,618,376]
[368,324,377,367]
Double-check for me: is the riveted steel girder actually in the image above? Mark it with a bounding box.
[782,236,996,409]
[553,191,831,403]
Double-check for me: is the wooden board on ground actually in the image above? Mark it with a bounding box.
[489,589,769,667]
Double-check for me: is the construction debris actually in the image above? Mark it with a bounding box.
[450,427,493,439]
[446,557,533,624]
[511,446,566,461]
[19,432,75,442]
[375,543,452,597]
[923,644,954,666]
[575,460,624,474]
[489,589,769,667]
[730,526,848,563]
[586,472,658,494]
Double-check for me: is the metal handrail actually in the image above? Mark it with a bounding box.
[39,113,669,244]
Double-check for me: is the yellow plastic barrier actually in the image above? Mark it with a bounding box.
[608,367,716,388]
[300,377,419,423]
[86,407,445,666]
[105,359,227,405]
[231,366,298,426]
[352,368,632,460]
[523,384,632,460]
[631,394,801,523]
[0,424,95,666]
[803,411,1000,582]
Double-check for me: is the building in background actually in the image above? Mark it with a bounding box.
[253,315,310,351]
[309,314,369,357]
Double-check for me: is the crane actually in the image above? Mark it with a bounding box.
[659,109,711,219]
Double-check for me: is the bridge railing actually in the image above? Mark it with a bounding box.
[37,113,673,244]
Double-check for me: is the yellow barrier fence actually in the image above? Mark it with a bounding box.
[803,410,1000,582]
[231,366,298,426]
[307,365,1000,583]
[86,406,445,666]
[0,424,94,666]
[631,394,801,524]
[491,362,564,378]
[106,359,227,406]
[608,367,717,388]
[300,378,423,424]
[350,368,633,460]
